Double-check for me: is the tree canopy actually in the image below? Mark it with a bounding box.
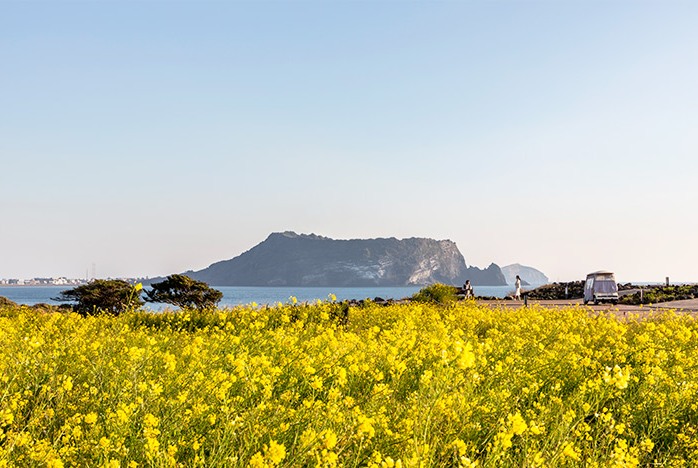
[145,274,222,310]
[56,279,144,316]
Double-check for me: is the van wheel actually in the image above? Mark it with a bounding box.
[583,299,588,305]
[593,298,598,305]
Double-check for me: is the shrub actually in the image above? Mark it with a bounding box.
[412,283,458,304]
[0,296,18,308]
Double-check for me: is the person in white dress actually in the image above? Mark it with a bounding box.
[514,275,522,300]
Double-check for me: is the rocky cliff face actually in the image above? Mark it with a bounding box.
[181,232,507,287]
[501,263,549,286]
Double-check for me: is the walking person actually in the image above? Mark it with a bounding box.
[514,275,522,300]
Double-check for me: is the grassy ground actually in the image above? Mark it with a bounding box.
[2,300,698,467]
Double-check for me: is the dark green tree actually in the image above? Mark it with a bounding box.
[145,274,223,310]
[56,279,144,316]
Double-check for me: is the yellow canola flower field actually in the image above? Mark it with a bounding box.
[2,301,698,467]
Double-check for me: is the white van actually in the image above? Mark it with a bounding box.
[584,271,619,305]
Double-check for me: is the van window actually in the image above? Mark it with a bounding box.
[586,278,594,290]
[595,274,614,281]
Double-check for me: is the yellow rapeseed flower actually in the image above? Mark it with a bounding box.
[266,440,286,465]
[323,430,337,450]
[562,442,580,461]
[508,412,527,435]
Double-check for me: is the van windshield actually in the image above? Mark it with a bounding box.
[595,280,617,293]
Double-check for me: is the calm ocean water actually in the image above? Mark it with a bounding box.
[0,284,527,308]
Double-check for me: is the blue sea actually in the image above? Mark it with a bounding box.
[0,284,526,308]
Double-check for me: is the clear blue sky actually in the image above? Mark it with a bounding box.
[1,1,696,283]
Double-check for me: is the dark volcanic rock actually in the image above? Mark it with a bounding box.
[167,232,508,287]
[526,281,585,300]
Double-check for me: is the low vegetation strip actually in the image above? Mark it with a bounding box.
[2,301,698,467]
[619,284,698,306]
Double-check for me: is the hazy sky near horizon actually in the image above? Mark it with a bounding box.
[1,1,697,283]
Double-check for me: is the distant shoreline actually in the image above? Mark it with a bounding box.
[0,284,79,288]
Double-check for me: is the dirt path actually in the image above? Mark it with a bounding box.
[475,297,698,320]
